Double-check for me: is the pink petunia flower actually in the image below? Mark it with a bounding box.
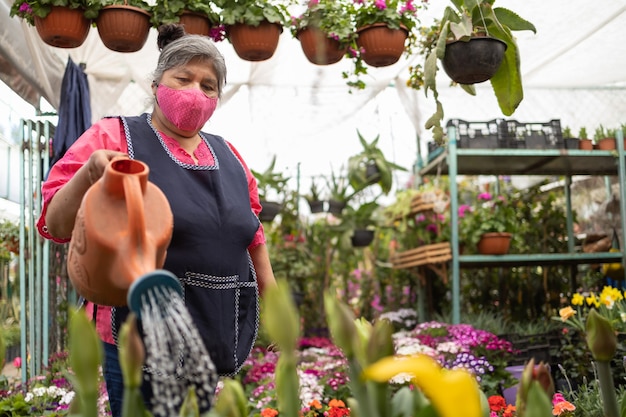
[13,356,21,368]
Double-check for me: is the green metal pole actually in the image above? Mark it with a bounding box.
[447,126,460,325]
[615,128,626,281]
[41,121,50,368]
[19,120,27,383]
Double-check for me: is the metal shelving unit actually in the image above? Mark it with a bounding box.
[419,128,626,324]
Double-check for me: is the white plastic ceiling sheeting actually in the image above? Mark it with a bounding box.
[1,0,626,190]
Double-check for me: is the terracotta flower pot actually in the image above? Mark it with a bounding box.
[96,5,152,53]
[227,21,282,62]
[477,232,512,255]
[297,26,348,65]
[34,6,91,48]
[356,23,408,67]
[443,37,507,84]
[578,138,593,150]
[179,10,211,36]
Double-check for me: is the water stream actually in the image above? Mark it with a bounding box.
[139,285,218,416]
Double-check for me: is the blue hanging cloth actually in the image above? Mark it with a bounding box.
[50,57,92,167]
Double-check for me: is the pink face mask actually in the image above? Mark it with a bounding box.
[156,84,218,132]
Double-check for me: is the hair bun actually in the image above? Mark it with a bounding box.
[157,24,187,51]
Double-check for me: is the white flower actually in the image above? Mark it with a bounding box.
[60,391,75,405]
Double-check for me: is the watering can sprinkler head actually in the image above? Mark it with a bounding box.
[128,270,183,318]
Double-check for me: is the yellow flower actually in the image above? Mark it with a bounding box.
[559,307,576,321]
[362,355,481,417]
[571,293,584,306]
[586,293,600,308]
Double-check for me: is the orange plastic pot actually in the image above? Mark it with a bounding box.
[68,158,177,307]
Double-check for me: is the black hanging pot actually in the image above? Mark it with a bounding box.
[442,36,507,84]
[351,229,375,247]
[307,200,325,214]
[365,161,381,184]
[259,201,282,222]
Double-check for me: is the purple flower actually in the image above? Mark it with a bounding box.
[477,192,492,201]
[458,204,472,218]
[374,0,387,10]
[18,3,32,13]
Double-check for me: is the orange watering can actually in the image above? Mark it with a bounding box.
[67,157,181,314]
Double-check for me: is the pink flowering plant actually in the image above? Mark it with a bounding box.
[394,321,517,395]
[458,191,520,252]
[9,0,100,26]
[237,337,351,415]
[352,0,427,33]
[343,0,429,90]
[289,0,358,47]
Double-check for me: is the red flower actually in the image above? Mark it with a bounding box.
[488,395,507,412]
[261,408,279,417]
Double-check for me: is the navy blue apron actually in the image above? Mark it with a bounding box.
[111,113,260,377]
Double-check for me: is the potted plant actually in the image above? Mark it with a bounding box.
[352,0,429,67]
[9,0,99,47]
[304,178,325,214]
[562,126,579,150]
[214,0,294,61]
[337,200,381,247]
[150,0,221,37]
[459,191,518,255]
[289,0,357,66]
[578,126,592,150]
[347,130,407,195]
[251,155,290,222]
[324,166,355,216]
[95,0,153,52]
[341,0,429,90]
[422,0,536,143]
[593,124,617,150]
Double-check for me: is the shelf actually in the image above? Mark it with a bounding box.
[421,149,620,176]
[458,251,623,268]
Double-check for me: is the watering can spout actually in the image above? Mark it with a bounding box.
[128,270,183,317]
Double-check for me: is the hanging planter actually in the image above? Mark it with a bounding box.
[178,10,211,36]
[477,232,512,255]
[442,36,507,84]
[355,23,408,67]
[96,4,152,53]
[34,6,91,48]
[351,229,375,248]
[227,20,282,62]
[307,200,325,214]
[296,27,348,65]
[259,201,282,222]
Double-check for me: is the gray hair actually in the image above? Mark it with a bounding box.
[152,34,227,98]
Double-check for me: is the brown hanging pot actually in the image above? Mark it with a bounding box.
[442,36,507,84]
[179,10,211,36]
[296,26,348,66]
[34,6,91,48]
[96,4,152,53]
[227,20,282,62]
[477,232,512,255]
[356,23,408,67]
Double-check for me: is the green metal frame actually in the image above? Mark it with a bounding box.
[420,127,626,324]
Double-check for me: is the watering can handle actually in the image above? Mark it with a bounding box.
[123,174,146,251]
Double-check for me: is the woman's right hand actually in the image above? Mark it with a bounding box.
[85,150,128,185]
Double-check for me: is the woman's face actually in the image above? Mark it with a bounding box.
[155,58,219,98]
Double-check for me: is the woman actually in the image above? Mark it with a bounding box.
[37,24,276,417]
